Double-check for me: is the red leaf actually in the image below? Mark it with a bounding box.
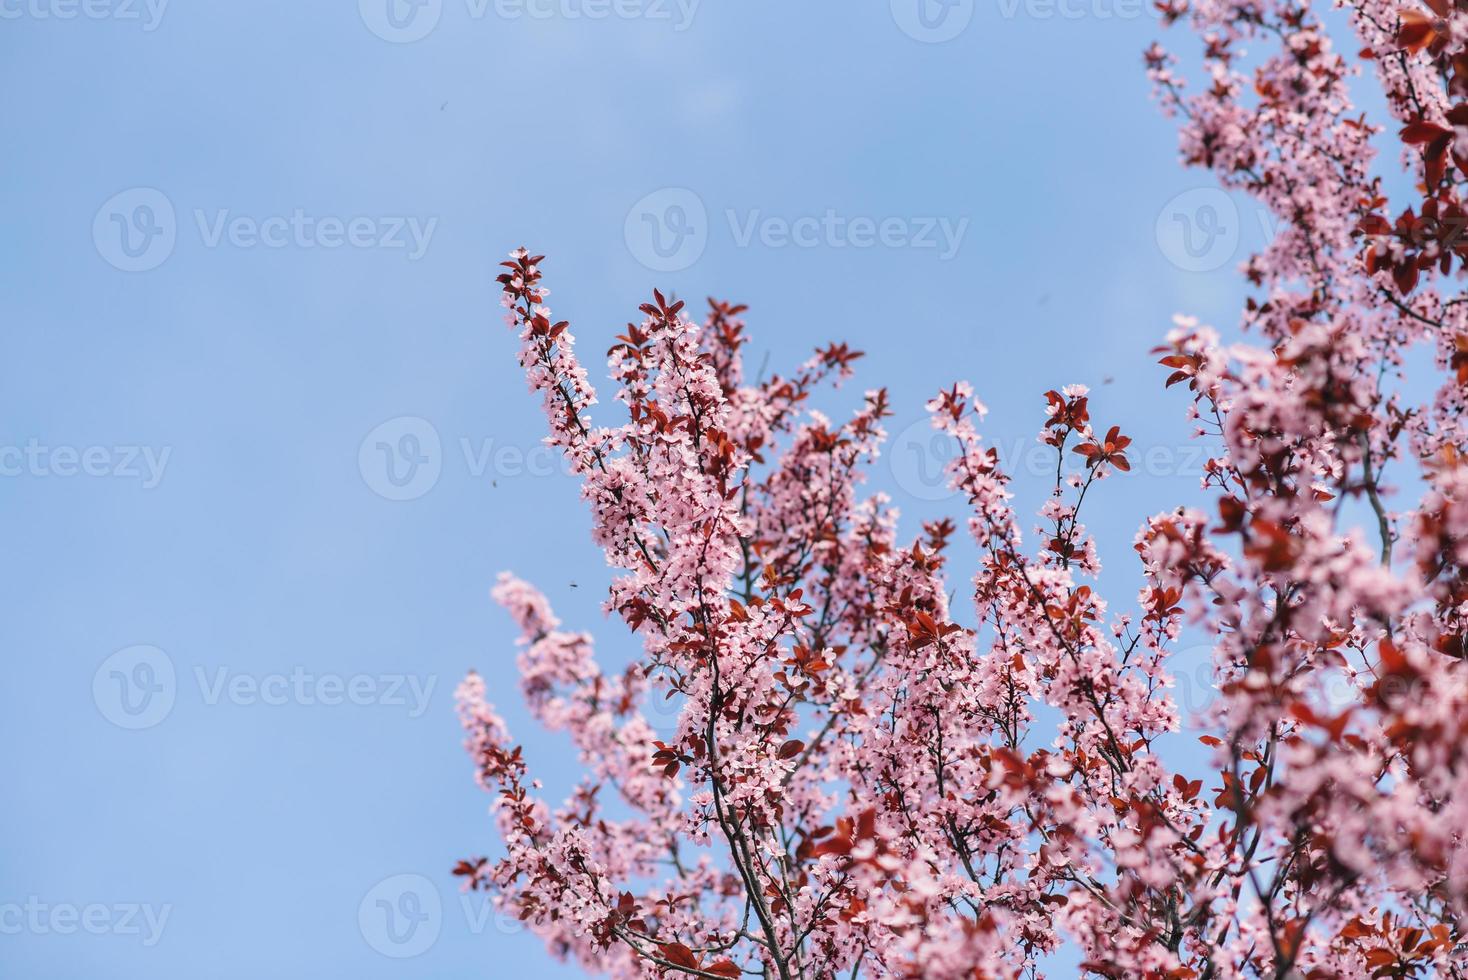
[1397,9,1439,52]
[659,942,700,970]
[1401,120,1451,145]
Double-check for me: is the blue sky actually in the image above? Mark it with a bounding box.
[0,1,1288,976]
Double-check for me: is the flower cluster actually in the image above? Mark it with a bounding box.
[451,2,1468,969]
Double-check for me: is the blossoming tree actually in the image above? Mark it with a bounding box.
[453,2,1468,975]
